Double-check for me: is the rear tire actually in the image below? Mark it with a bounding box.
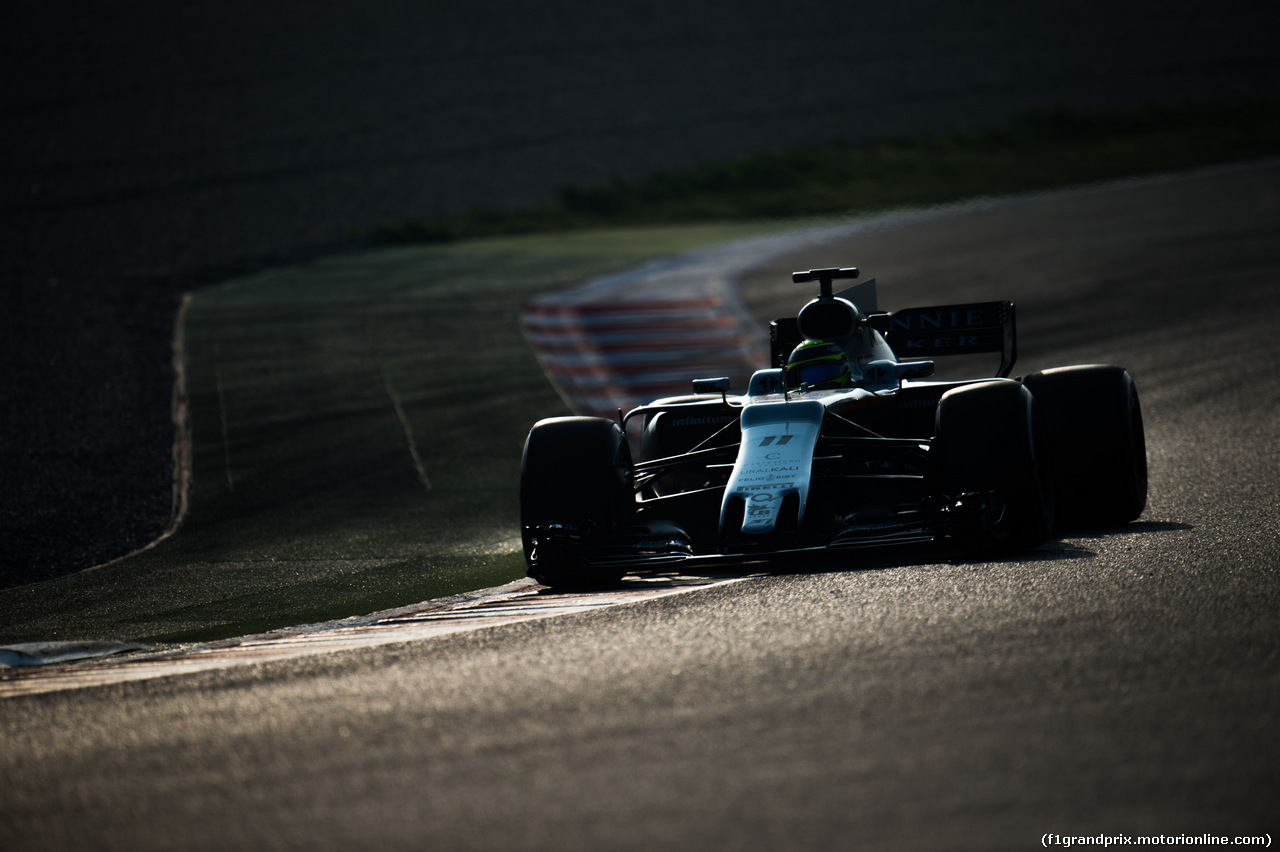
[1023,365,1146,527]
[931,380,1053,551]
[520,416,635,587]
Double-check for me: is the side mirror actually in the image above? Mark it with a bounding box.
[862,359,935,390]
[895,361,935,380]
[692,377,731,400]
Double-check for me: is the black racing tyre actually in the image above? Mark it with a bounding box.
[931,379,1054,551]
[520,416,635,587]
[1023,365,1147,526]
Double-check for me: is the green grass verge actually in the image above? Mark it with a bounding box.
[2,98,1278,648]
[373,99,1280,244]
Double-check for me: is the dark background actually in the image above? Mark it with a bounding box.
[3,0,1277,587]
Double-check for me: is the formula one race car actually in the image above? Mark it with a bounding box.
[520,267,1147,587]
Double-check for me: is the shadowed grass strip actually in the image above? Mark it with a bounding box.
[373,99,1280,244]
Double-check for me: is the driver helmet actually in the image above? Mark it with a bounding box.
[786,339,854,389]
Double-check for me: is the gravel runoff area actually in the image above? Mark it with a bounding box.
[3,1,1278,588]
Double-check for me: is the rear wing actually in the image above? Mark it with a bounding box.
[866,301,1017,378]
[771,299,1017,378]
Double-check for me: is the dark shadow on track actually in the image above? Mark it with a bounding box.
[548,518,1197,594]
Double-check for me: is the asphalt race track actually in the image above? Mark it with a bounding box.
[3,163,1278,849]
[4,1,1280,847]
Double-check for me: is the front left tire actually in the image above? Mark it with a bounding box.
[930,380,1054,551]
[520,416,635,587]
